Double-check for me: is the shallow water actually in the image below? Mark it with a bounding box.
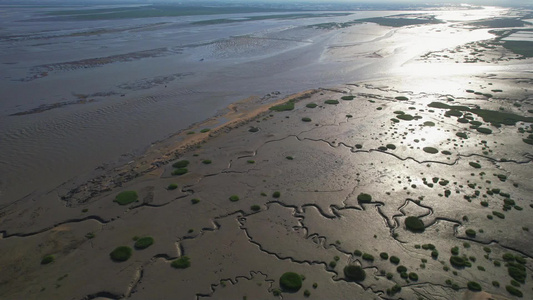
[0,5,512,203]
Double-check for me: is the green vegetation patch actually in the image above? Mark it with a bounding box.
[405,216,424,232]
[280,272,303,292]
[41,255,54,265]
[395,96,409,100]
[324,99,339,105]
[362,253,374,261]
[456,132,468,139]
[173,160,189,168]
[423,147,438,154]
[114,191,138,205]
[134,237,154,250]
[344,265,366,281]
[171,256,190,269]
[390,256,400,264]
[167,183,178,190]
[428,102,533,126]
[397,114,415,121]
[506,285,523,297]
[469,162,481,169]
[357,193,372,203]
[450,256,466,267]
[423,121,435,126]
[467,281,482,291]
[110,246,132,262]
[476,127,492,134]
[251,205,261,211]
[302,117,312,122]
[306,103,318,108]
[341,96,355,100]
[229,195,240,202]
[172,168,188,176]
[465,229,476,237]
[202,159,212,164]
[270,100,295,111]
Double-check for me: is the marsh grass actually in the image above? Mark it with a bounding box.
[41,255,54,265]
[405,216,424,232]
[279,272,303,291]
[171,256,190,269]
[114,191,138,205]
[173,160,189,168]
[110,246,132,262]
[344,265,366,281]
[172,168,188,176]
[134,237,154,250]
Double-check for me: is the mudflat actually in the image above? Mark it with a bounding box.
[0,4,532,300]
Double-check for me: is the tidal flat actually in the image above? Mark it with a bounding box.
[0,3,532,300]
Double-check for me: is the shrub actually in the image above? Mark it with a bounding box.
[167,183,178,190]
[251,205,261,211]
[41,255,54,265]
[172,168,188,176]
[396,265,407,273]
[247,160,255,164]
[465,229,476,237]
[354,250,362,256]
[134,237,154,250]
[341,96,355,100]
[306,103,318,108]
[476,127,492,134]
[344,265,366,281]
[362,253,374,261]
[272,191,281,198]
[200,128,210,133]
[408,272,418,281]
[114,191,138,205]
[450,256,466,267]
[395,96,409,100]
[469,162,481,168]
[191,198,200,204]
[173,160,189,168]
[397,114,415,121]
[202,159,212,164]
[248,127,259,132]
[492,211,505,219]
[508,265,526,283]
[279,272,302,291]
[423,147,438,154]
[229,195,240,202]
[110,246,132,262]
[505,285,523,297]
[324,99,339,105]
[270,101,294,111]
[456,132,468,139]
[390,256,400,264]
[380,252,389,259]
[405,216,424,232]
[467,281,482,291]
[302,117,312,122]
[357,193,372,203]
[171,256,190,269]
